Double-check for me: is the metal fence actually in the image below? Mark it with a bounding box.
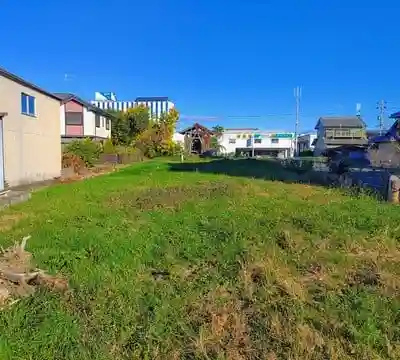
[280,157,393,200]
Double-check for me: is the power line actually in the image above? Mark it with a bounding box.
[179,113,295,121]
[376,100,387,135]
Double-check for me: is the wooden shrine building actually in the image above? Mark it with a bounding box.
[179,123,213,154]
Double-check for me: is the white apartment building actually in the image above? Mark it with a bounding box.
[219,128,295,158]
[134,97,175,119]
[91,92,174,119]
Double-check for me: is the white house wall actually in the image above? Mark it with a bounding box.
[83,109,110,139]
[173,132,185,144]
[60,104,65,134]
[96,115,111,138]
[83,107,95,137]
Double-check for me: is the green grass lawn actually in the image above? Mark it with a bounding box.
[0,159,399,360]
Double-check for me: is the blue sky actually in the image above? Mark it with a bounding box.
[1,0,399,131]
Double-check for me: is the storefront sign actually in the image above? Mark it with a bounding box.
[271,133,293,139]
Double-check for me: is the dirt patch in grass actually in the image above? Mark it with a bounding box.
[110,182,240,211]
[58,164,119,184]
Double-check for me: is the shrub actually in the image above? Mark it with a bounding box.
[64,138,101,167]
[299,150,314,157]
[62,153,85,173]
[168,142,184,156]
[127,147,145,162]
[103,138,116,154]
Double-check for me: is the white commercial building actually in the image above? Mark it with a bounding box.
[219,128,295,158]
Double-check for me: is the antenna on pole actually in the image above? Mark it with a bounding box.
[356,103,361,118]
[376,100,387,136]
[294,86,302,156]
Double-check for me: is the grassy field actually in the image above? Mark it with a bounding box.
[0,159,399,359]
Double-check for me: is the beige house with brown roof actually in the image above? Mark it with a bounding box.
[0,67,61,190]
[314,116,367,156]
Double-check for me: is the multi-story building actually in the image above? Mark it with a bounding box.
[296,132,317,154]
[91,92,135,112]
[313,116,367,156]
[94,92,117,102]
[91,93,175,119]
[55,93,112,143]
[219,128,295,158]
[134,97,175,119]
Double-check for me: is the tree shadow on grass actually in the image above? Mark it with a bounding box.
[168,158,325,185]
[168,159,391,202]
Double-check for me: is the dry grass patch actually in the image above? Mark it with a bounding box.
[0,212,27,232]
[109,181,243,211]
[343,240,400,296]
[189,286,252,360]
[240,254,306,302]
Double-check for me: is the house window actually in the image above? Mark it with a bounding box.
[325,130,334,138]
[21,93,36,116]
[106,119,110,130]
[101,117,105,127]
[229,138,236,144]
[95,114,100,128]
[65,112,83,125]
[271,138,279,144]
[335,129,350,137]
[350,129,364,138]
[254,138,262,144]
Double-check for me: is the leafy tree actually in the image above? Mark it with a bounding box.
[210,136,220,149]
[108,110,130,145]
[125,104,150,138]
[212,125,224,135]
[210,124,225,152]
[210,137,226,153]
[136,108,180,157]
[107,105,150,145]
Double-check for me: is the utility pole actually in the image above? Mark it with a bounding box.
[251,131,255,158]
[294,86,302,157]
[377,100,387,135]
